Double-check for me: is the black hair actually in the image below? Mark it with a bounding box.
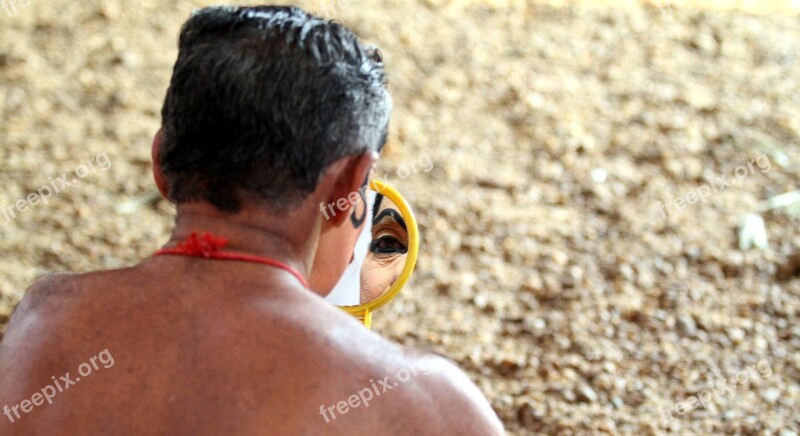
[159,5,391,212]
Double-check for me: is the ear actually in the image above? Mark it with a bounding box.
[151,129,169,199]
[324,151,378,227]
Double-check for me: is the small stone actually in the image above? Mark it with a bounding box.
[550,249,569,267]
[690,31,718,55]
[763,388,781,403]
[738,213,768,250]
[117,51,140,67]
[636,267,656,290]
[727,327,745,344]
[524,93,544,109]
[473,293,489,310]
[576,384,598,403]
[517,402,541,427]
[590,167,608,183]
[677,314,697,337]
[619,263,635,281]
[777,253,800,280]
[685,86,716,110]
[99,0,121,19]
[521,274,543,294]
[497,357,521,375]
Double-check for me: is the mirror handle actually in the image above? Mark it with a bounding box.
[363,308,372,329]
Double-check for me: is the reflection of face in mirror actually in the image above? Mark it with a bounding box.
[360,193,408,304]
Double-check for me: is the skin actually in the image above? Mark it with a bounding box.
[308,184,368,293]
[0,132,505,435]
[360,196,408,304]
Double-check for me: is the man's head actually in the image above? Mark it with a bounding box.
[155,5,391,213]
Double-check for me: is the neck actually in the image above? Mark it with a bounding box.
[163,201,322,292]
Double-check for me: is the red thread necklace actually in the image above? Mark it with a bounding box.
[153,232,308,288]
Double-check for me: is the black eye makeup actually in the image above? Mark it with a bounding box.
[369,234,408,255]
[370,209,408,257]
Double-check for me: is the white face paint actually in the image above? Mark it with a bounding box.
[324,190,376,306]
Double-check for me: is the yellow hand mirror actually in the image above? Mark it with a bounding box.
[328,179,419,328]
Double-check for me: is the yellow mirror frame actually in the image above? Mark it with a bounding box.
[339,179,419,329]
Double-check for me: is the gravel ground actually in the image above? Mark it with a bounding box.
[1,1,799,434]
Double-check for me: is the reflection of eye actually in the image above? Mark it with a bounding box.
[369,235,407,256]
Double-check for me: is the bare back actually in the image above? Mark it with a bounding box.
[0,257,503,435]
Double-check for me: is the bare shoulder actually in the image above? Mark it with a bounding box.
[5,272,81,329]
[295,313,505,435]
[237,297,503,433]
[0,273,81,394]
[0,272,88,359]
[388,350,506,435]
[5,266,143,328]
[324,337,506,435]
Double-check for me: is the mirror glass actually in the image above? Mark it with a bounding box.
[323,182,416,310]
[360,192,409,304]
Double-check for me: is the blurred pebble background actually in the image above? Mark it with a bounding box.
[1,0,798,434]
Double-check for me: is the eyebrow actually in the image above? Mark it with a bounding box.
[374,209,406,232]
